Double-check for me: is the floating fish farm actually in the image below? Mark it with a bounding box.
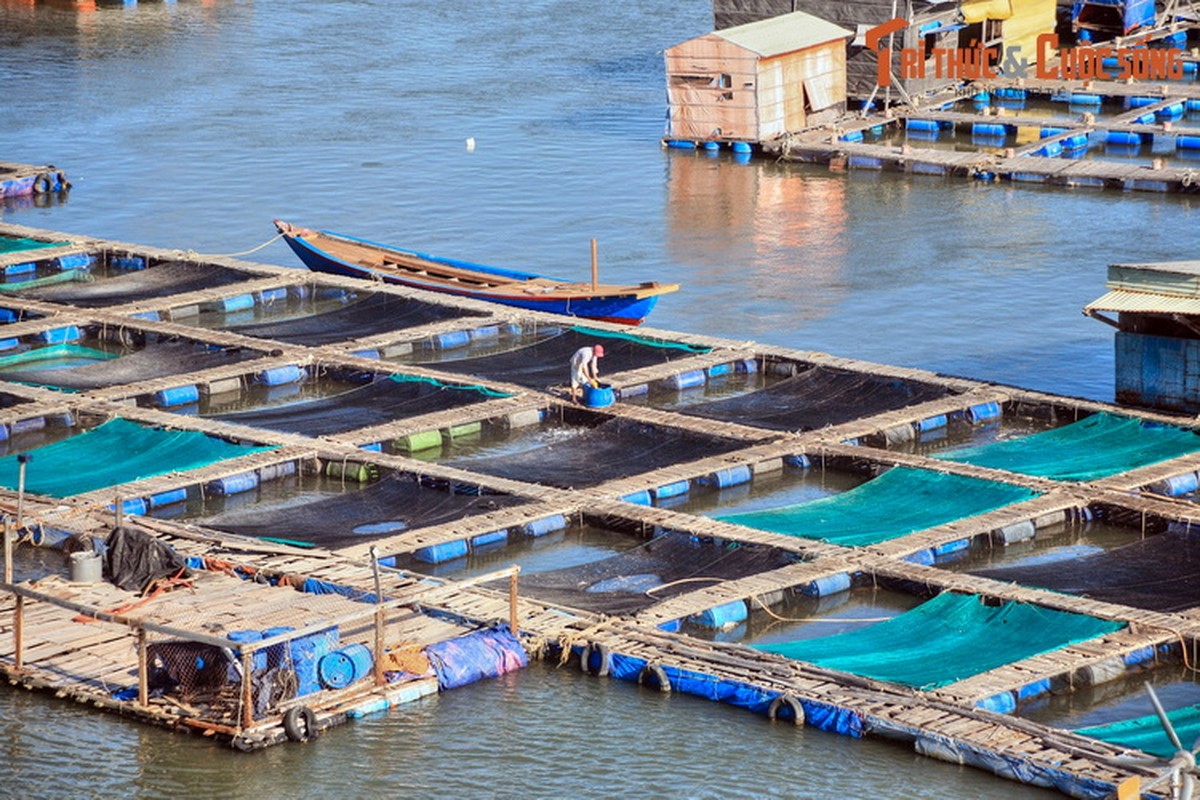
[5,221,1200,797]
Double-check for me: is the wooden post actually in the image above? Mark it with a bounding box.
[3,517,11,586]
[590,239,598,293]
[137,627,149,708]
[13,595,23,671]
[241,650,254,731]
[15,454,30,530]
[374,607,386,687]
[508,566,520,637]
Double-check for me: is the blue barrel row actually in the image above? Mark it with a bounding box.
[624,453,814,518]
[104,461,301,518]
[664,139,754,154]
[378,513,571,565]
[619,358,758,400]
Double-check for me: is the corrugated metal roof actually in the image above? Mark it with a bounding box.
[1084,289,1200,315]
[715,10,853,57]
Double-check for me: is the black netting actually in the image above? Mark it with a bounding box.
[412,328,708,389]
[17,261,255,307]
[515,531,798,615]
[198,472,528,548]
[210,376,502,436]
[446,417,745,488]
[0,340,259,391]
[224,292,484,345]
[973,532,1200,613]
[678,365,953,431]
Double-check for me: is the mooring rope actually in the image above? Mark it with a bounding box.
[171,232,285,262]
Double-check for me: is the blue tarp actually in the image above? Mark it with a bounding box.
[425,625,528,690]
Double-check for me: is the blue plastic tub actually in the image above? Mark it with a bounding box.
[582,382,614,408]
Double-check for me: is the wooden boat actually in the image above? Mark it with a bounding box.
[273,220,679,326]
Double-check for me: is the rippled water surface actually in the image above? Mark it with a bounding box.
[2,1,1198,797]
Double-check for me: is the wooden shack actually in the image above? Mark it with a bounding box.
[664,10,852,146]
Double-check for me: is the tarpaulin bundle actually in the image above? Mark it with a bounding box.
[935,412,1200,481]
[424,625,527,690]
[198,472,527,548]
[0,418,278,497]
[1077,704,1200,760]
[717,467,1039,547]
[410,325,710,389]
[680,365,952,431]
[14,261,253,307]
[105,525,191,592]
[224,291,484,346]
[446,417,744,489]
[974,531,1200,612]
[755,591,1124,690]
[211,374,512,436]
[517,531,798,615]
[0,340,259,391]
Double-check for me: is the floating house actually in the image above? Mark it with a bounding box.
[709,0,1057,100]
[663,10,852,146]
[1085,259,1200,413]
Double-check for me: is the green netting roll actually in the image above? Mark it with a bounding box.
[387,373,513,398]
[0,236,69,255]
[755,592,1125,690]
[715,467,1039,547]
[935,412,1200,481]
[1077,704,1200,760]
[569,325,712,353]
[0,418,278,497]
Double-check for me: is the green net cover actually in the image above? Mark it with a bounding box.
[0,343,117,371]
[0,418,278,497]
[0,236,69,255]
[569,325,712,354]
[715,467,1039,547]
[755,592,1125,690]
[1077,705,1200,759]
[934,412,1200,481]
[0,270,91,294]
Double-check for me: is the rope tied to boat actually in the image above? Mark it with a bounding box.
[171,232,285,262]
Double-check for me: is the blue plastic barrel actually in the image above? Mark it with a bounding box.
[256,365,305,386]
[1017,678,1052,701]
[1106,131,1141,146]
[802,572,852,597]
[976,691,1016,714]
[700,465,752,489]
[109,497,148,517]
[622,490,652,506]
[1127,96,1157,108]
[1188,99,1200,112]
[414,539,469,563]
[0,309,21,323]
[1038,141,1064,158]
[1039,126,1066,138]
[3,262,34,276]
[994,88,1026,100]
[1147,471,1200,496]
[707,362,731,379]
[37,326,81,343]
[261,626,295,669]
[703,140,720,150]
[227,630,267,680]
[784,454,811,469]
[215,293,255,312]
[906,118,939,132]
[1068,93,1102,106]
[1062,133,1089,150]
[55,253,94,271]
[734,358,758,373]
[470,529,508,549]
[653,480,690,500]
[839,131,863,143]
[523,514,567,537]
[291,626,340,696]
[667,369,707,390]
[1179,136,1200,150]
[972,123,1006,137]
[469,325,500,340]
[917,414,947,432]
[933,538,970,557]
[731,142,752,153]
[153,384,200,408]
[147,488,188,509]
[430,330,470,350]
[206,471,259,496]
[10,417,44,435]
[973,91,990,104]
[1157,103,1185,120]
[904,549,936,566]
[111,255,146,270]
[688,599,748,629]
[256,287,287,303]
[582,382,615,408]
[318,643,374,690]
[665,140,697,149]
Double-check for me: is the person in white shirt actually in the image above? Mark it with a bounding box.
[569,344,605,403]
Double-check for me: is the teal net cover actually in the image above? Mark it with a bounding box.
[715,467,1039,547]
[1077,705,1200,759]
[755,592,1125,690]
[0,236,69,255]
[0,418,277,497]
[934,412,1200,481]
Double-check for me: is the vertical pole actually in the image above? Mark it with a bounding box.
[3,517,12,586]
[241,650,254,731]
[508,566,520,637]
[15,454,30,530]
[13,595,24,671]
[115,495,124,530]
[137,627,149,707]
[590,239,598,293]
[370,546,385,686]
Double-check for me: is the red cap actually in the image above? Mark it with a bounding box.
[593,344,605,358]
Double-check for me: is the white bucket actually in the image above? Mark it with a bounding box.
[69,551,102,583]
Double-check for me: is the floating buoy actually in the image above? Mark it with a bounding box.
[465,137,476,152]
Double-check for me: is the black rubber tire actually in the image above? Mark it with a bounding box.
[637,663,670,693]
[767,694,804,726]
[580,643,611,677]
[32,174,50,194]
[282,705,319,742]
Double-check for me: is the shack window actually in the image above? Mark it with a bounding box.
[716,73,732,88]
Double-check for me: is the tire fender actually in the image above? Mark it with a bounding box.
[580,642,611,677]
[637,663,670,693]
[282,705,319,742]
[767,694,805,726]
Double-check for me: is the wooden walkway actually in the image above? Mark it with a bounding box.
[3,220,1200,795]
